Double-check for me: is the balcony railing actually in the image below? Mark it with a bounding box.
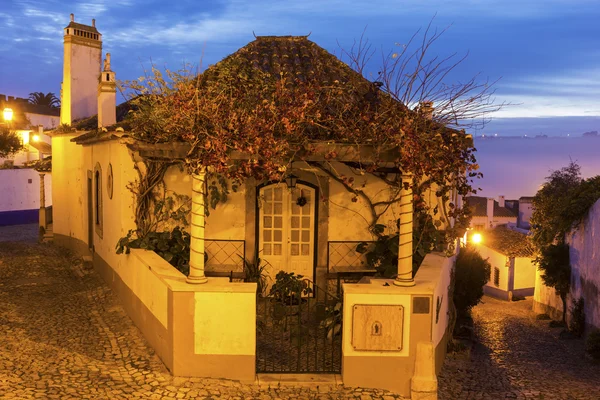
[205,239,245,280]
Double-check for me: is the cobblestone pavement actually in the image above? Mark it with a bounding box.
[438,296,600,400]
[0,238,404,399]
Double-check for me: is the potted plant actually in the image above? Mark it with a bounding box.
[241,255,270,297]
[269,271,313,305]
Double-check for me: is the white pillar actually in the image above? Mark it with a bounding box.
[187,168,208,284]
[39,173,47,229]
[394,174,415,287]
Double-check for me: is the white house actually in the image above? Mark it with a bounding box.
[466,195,517,231]
[48,14,463,398]
[475,226,536,300]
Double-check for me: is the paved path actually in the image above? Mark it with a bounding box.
[438,296,600,400]
[0,238,403,399]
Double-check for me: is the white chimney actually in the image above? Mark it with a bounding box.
[498,195,505,208]
[98,52,117,128]
[487,198,494,228]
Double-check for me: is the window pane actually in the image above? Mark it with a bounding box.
[302,216,310,228]
[263,216,272,228]
[302,203,311,215]
[291,216,300,228]
[263,243,271,255]
[274,216,283,228]
[291,230,299,242]
[291,244,299,256]
[264,188,272,199]
[263,230,272,242]
[273,230,282,242]
[301,244,310,255]
[302,230,310,242]
[263,202,272,214]
[291,203,300,215]
[274,244,282,255]
[274,187,283,201]
[274,202,283,214]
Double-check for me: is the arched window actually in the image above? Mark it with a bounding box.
[94,163,103,238]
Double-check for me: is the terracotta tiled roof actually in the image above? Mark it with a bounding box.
[204,35,369,86]
[484,226,536,258]
[466,196,517,218]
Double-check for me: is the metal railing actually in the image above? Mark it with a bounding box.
[327,241,378,296]
[204,239,245,281]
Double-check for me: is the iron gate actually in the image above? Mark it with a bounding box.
[256,282,342,373]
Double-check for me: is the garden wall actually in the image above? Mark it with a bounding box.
[566,198,600,330]
[341,252,453,397]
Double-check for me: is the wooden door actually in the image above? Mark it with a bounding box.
[258,183,315,287]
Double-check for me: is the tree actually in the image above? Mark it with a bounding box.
[0,126,23,159]
[28,92,60,108]
[340,20,508,130]
[534,243,571,324]
[530,162,582,249]
[453,245,491,319]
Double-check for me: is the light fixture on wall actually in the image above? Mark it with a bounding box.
[3,108,13,124]
[285,174,298,189]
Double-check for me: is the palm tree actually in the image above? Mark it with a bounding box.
[28,92,60,108]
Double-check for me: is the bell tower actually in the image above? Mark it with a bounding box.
[60,13,102,125]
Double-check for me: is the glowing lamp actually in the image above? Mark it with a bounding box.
[472,233,482,244]
[3,108,13,122]
[33,134,40,142]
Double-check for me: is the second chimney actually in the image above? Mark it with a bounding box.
[487,198,494,228]
[498,195,505,208]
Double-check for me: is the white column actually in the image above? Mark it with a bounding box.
[187,168,208,284]
[394,174,415,287]
[39,173,47,229]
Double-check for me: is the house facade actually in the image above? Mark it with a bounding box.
[49,14,461,398]
[466,195,517,231]
[475,226,536,300]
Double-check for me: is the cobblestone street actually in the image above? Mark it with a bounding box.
[438,296,600,400]
[0,235,402,400]
[2,229,600,399]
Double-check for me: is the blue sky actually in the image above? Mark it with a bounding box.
[1,0,600,136]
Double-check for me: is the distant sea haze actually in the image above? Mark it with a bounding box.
[471,136,600,200]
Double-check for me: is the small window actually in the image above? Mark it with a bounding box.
[474,224,485,232]
[94,163,103,238]
[493,267,500,287]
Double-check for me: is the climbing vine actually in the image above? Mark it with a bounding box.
[117,31,497,274]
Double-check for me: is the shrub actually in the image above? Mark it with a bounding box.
[569,297,586,338]
[453,245,491,318]
[116,226,191,275]
[586,329,600,361]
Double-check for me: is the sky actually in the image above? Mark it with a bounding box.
[1,0,600,137]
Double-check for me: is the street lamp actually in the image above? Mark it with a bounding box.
[472,233,482,244]
[3,108,13,125]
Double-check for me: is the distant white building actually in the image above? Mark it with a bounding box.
[466,195,517,231]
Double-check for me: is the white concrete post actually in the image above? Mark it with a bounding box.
[411,341,438,400]
[187,168,208,284]
[394,174,415,287]
[39,173,47,229]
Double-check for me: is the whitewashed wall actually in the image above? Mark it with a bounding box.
[567,198,600,330]
[0,168,51,211]
[513,257,536,290]
[477,244,510,292]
